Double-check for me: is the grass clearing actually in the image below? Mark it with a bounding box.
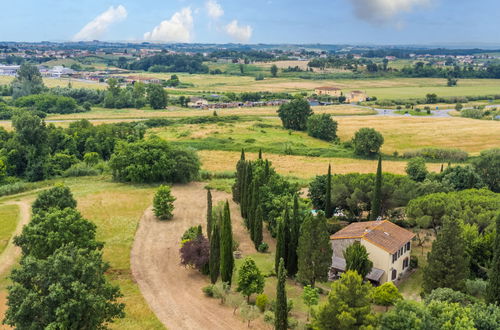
[198,150,444,178]
[0,76,107,90]
[0,204,19,255]
[0,177,163,329]
[335,116,500,155]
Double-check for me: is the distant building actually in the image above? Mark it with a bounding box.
[346,90,367,103]
[188,97,209,108]
[124,76,162,84]
[314,86,342,97]
[330,220,415,285]
[0,65,20,76]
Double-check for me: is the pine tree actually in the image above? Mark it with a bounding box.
[297,211,332,287]
[220,201,234,285]
[253,205,263,249]
[325,164,333,218]
[370,155,382,220]
[209,218,220,284]
[207,189,213,241]
[487,213,500,304]
[275,210,288,274]
[275,258,288,330]
[423,216,469,293]
[286,194,300,276]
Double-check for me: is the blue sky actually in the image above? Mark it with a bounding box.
[0,0,499,45]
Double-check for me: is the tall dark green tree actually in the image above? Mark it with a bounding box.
[343,241,373,279]
[220,201,234,285]
[370,155,382,220]
[233,149,246,203]
[275,258,288,330]
[487,213,500,304]
[275,212,288,274]
[258,149,262,159]
[297,211,332,287]
[286,194,300,276]
[243,164,253,219]
[209,219,220,284]
[247,182,256,231]
[423,217,469,293]
[207,189,213,240]
[253,205,263,249]
[277,97,313,131]
[325,164,333,218]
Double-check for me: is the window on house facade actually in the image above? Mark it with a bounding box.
[391,269,397,280]
[392,253,397,263]
[403,258,409,269]
[406,242,411,251]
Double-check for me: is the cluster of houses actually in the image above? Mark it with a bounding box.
[0,64,75,78]
[314,86,368,103]
[187,97,289,109]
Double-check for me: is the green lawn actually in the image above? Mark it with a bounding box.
[0,177,163,329]
[0,204,19,255]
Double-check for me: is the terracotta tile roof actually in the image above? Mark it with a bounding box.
[330,220,415,254]
[315,86,341,91]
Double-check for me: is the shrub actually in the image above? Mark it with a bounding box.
[403,148,468,162]
[461,108,484,119]
[258,242,269,253]
[62,163,99,178]
[352,127,384,156]
[306,114,338,141]
[109,137,200,183]
[256,294,268,312]
[465,278,488,299]
[410,256,419,269]
[405,157,428,182]
[263,311,275,324]
[153,185,176,220]
[32,184,77,214]
[202,285,214,297]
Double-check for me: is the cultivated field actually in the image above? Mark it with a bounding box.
[198,150,445,178]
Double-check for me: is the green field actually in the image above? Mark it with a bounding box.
[0,204,19,255]
[0,177,163,329]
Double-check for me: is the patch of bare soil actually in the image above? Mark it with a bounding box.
[131,182,271,329]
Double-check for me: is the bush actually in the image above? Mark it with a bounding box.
[410,256,419,269]
[256,294,268,312]
[352,127,384,156]
[405,157,428,182]
[306,114,338,142]
[465,278,488,299]
[257,242,269,253]
[32,184,77,214]
[403,148,468,162]
[461,108,484,119]
[263,311,275,324]
[62,163,99,178]
[109,137,200,183]
[153,185,176,220]
[202,285,214,297]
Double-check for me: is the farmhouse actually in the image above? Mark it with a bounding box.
[346,90,367,103]
[330,220,415,285]
[314,86,342,97]
[188,97,209,108]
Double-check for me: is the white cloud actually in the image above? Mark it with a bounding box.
[206,0,224,20]
[348,0,430,25]
[144,8,194,43]
[73,5,127,41]
[224,20,253,42]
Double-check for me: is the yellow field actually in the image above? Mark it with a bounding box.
[199,150,444,178]
[335,116,500,155]
[46,104,374,121]
[0,76,107,90]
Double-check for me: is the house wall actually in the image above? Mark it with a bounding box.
[362,240,412,283]
[331,238,358,259]
[315,89,341,97]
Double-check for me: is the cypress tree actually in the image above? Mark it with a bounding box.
[240,148,246,161]
[209,218,220,284]
[487,213,500,304]
[248,182,259,236]
[233,150,246,203]
[220,201,234,285]
[264,159,270,179]
[275,210,288,274]
[440,164,444,173]
[207,189,213,241]
[423,216,469,293]
[370,155,382,220]
[325,164,333,218]
[287,194,300,276]
[258,149,262,159]
[242,162,253,219]
[253,205,263,249]
[275,258,288,330]
[240,161,248,217]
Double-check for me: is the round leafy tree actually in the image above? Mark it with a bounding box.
[352,127,384,156]
[306,114,338,141]
[406,157,428,182]
[153,185,176,220]
[31,184,77,215]
[277,97,313,131]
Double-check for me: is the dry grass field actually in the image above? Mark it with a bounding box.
[199,150,444,178]
[335,116,500,155]
[0,76,107,90]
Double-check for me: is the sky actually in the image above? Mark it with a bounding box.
[0,0,499,46]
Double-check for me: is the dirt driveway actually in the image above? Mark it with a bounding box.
[131,183,270,330]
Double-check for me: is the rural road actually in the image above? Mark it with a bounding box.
[131,183,269,330]
[0,201,30,277]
